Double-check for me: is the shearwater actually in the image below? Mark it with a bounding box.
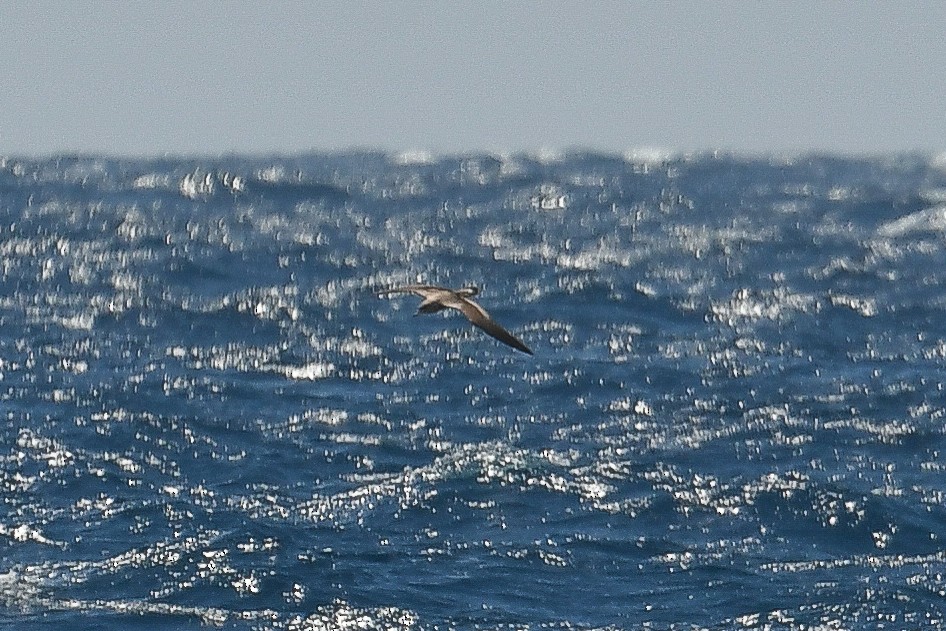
[377,284,533,355]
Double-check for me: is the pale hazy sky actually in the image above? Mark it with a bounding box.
[2,2,944,157]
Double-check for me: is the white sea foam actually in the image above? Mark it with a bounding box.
[878,204,946,237]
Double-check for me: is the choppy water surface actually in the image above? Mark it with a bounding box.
[3,152,946,629]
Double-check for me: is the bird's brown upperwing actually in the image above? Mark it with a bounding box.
[454,297,533,355]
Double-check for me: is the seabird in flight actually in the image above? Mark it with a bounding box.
[378,284,533,355]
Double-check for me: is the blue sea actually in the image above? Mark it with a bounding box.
[3,150,946,629]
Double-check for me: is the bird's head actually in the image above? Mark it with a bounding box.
[457,286,479,297]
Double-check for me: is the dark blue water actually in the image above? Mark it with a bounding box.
[3,151,946,629]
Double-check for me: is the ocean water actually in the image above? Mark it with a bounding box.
[3,151,946,630]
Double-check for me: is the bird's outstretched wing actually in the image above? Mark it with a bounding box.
[455,298,533,355]
[376,284,447,299]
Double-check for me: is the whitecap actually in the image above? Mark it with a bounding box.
[273,362,335,381]
[829,293,877,317]
[256,164,286,182]
[877,204,946,237]
[57,312,95,331]
[623,147,676,167]
[391,150,435,166]
[178,170,215,199]
[131,173,172,190]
